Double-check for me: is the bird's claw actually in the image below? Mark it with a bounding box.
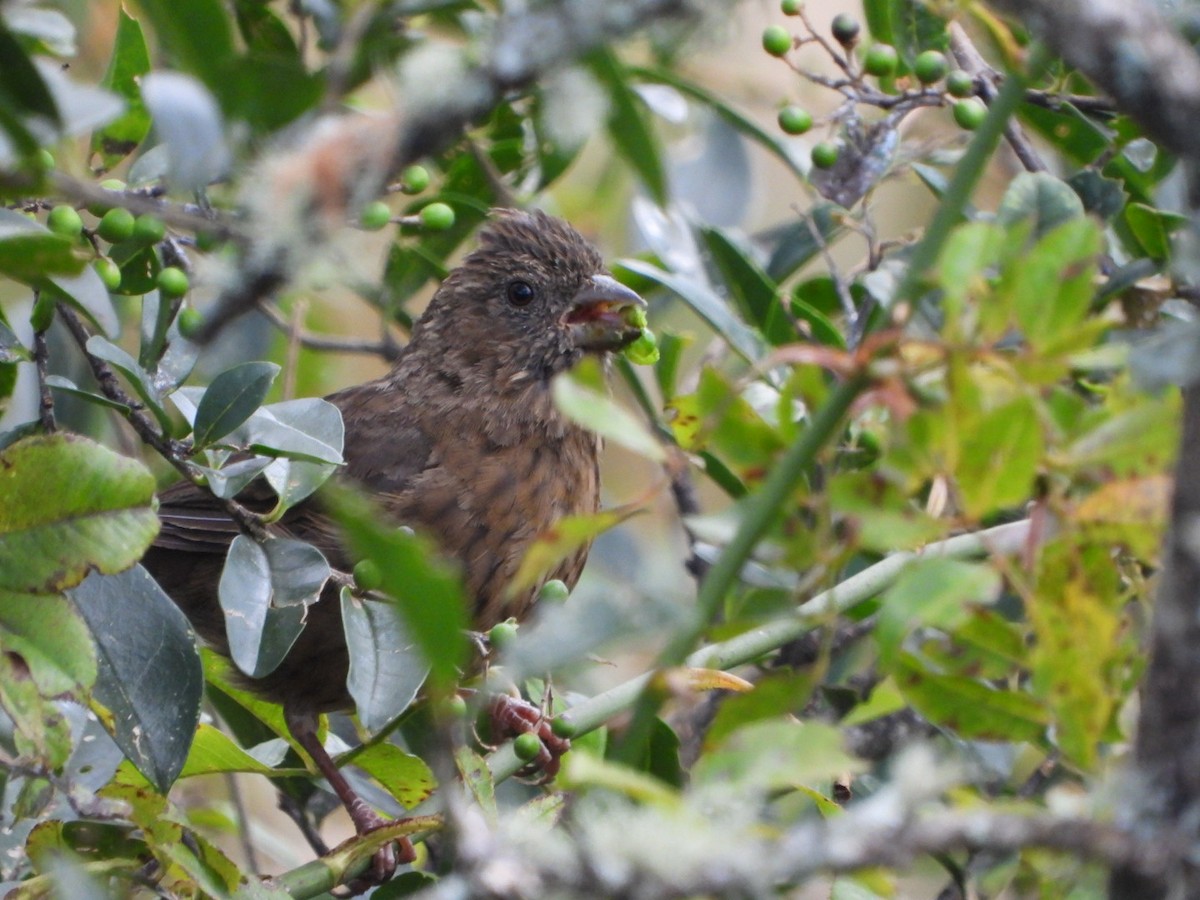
[335,805,414,896]
[487,694,571,782]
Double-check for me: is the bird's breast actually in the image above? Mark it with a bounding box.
[389,419,600,628]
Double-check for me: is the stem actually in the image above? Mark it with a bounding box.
[613,372,868,762]
[272,518,1037,897]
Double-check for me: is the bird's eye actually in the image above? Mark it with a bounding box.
[506,280,536,307]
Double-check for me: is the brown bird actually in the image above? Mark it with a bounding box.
[141,208,644,879]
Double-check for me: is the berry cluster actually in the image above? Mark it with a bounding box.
[764,4,987,178]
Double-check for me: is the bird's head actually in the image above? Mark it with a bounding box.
[413,209,645,383]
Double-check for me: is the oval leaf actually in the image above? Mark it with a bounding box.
[0,433,159,593]
[69,565,203,792]
[218,535,328,678]
[341,587,428,735]
[193,361,280,448]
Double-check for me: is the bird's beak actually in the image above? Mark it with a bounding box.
[564,274,646,352]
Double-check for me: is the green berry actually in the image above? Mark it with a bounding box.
[177,307,204,339]
[489,620,518,651]
[945,70,975,98]
[132,214,166,245]
[512,732,542,762]
[780,0,801,14]
[419,202,455,231]
[551,715,578,740]
[762,25,792,57]
[37,149,55,170]
[777,105,813,135]
[94,257,122,291]
[97,207,136,244]
[625,329,660,366]
[863,44,899,78]
[538,579,570,603]
[353,559,383,592]
[439,694,468,720]
[811,141,840,169]
[914,50,949,85]
[400,164,430,194]
[46,205,82,238]
[622,303,649,330]
[157,266,189,297]
[952,98,987,130]
[831,14,860,47]
[358,200,392,231]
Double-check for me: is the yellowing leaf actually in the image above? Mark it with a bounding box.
[509,492,653,597]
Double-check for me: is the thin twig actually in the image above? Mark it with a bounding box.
[32,293,55,433]
[282,299,307,401]
[56,304,270,541]
[949,23,1048,173]
[256,300,404,361]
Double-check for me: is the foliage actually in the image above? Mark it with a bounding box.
[0,0,1188,897]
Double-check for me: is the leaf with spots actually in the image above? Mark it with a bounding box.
[0,433,160,593]
[70,566,203,793]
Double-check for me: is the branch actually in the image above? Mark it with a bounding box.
[986,0,1200,159]
[56,305,270,542]
[272,518,1045,896]
[191,0,695,343]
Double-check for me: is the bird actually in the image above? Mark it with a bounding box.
[140,208,645,882]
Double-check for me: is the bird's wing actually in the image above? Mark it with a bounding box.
[153,476,273,553]
[153,420,435,557]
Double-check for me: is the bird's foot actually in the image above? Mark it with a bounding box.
[335,802,416,896]
[487,694,571,782]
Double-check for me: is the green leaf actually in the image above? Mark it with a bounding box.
[630,67,805,181]
[956,396,1044,519]
[70,566,203,792]
[692,719,864,792]
[763,206,843,282]
[218,535,330,678]
[5,7,77,56]
[700,227,796,345]
[48,263,119,336]
[1122,202,1188,261]
[997,172,1085,239]
[999,217,1100,352]
[232,0,299,56]
[90,8,151,167]
[895,653,1048,742]
[351,742,437,810]
[553,370,665,462]
[0,590,97,696]
[129,0,234,95]
[326,488,468,691]
[84,335,170,429]
[1029,542,1123,768]
[589,50,667,206]
[1067,170,1127,221]
[236,397,344,466]
[177,723,295,778]
[885,0,948,67]
[218,56,323,133]
[0,434,159,593]
[0,211,86,281]
[340,587,428,735]
[1019,102,1109,166]
[0,20,59,128]
[876,558,1002,668]
[0,590,96,769]
[193,361,280,448]
[706,670,816,749]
